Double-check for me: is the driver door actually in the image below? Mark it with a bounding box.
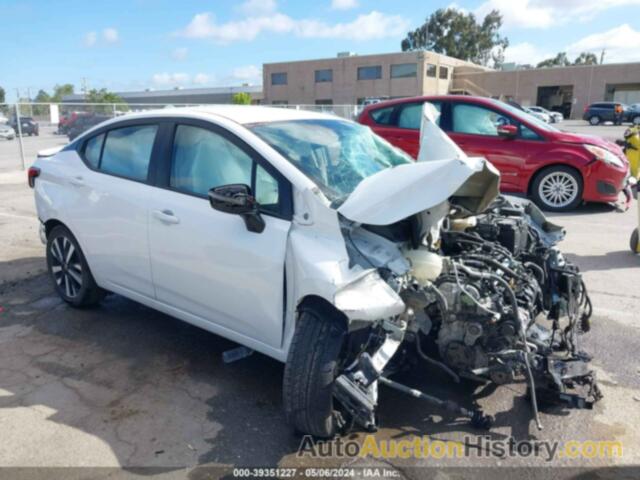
[148,122,292,348]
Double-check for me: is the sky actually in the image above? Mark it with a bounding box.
[2,0,639,101]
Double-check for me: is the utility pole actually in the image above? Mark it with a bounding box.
[600,49,606,64]
[82,77,88,100]
[14,88,26,170]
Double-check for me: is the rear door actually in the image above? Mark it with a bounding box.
[69,121,160,298]
[147,120,293,348]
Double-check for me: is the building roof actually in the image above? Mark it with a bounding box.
[62,85,263,102]
[107,105,338,125]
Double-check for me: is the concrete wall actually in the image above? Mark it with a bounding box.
[454,62,640,118]
[263,51,483,105]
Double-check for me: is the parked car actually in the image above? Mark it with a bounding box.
[627,103,640,125]
[524,107,551,123]
[67,114,112,141]
[29,106,600,437]
[527,106,563,123]
[582,102,629,125]
[9,116,39,136]
[0,123,16,140]
[358,95,629,211]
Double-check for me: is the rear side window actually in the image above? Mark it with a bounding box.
[101,125,158,181]
[369,106,394,125]
[396,102,441,129]
[84,133,104,169]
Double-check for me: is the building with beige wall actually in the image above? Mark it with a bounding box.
[263,51,485,106]
[453,62,640,119]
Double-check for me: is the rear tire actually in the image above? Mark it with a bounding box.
[589,116,601,126]
[531,165,583,212]
[46,225,105,308]
[630,228,639,254]
[283,306,347,438]
[633,116,640,125]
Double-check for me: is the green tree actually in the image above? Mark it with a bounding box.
[573,52,598,65]
[232,92,252,105]
[0,86,6,115]
[51,83,75,103]
[32,89,51,115]
[86,88,128,113]
[401,8,509,68]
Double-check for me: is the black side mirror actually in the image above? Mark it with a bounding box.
[208,184,265,234]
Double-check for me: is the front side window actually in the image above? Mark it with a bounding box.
[271,72,287,85]
[390,63,417,78]
[170,125,282,213]
[369,106,394,125]
[249,119,412,205]
[357,66,382,80]
[452,104,512,136]
[100,125,157,181]
[170,125,252,196]
[314,69,333,83]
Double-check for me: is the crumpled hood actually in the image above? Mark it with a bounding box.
[338,103,500,226]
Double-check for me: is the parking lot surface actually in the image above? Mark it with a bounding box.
[0,121,639,476]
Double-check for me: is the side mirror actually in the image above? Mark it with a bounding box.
[208,184,265,234]
[497,124,518,139]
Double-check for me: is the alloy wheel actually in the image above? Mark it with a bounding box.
[538,171,579,208]
[50,236,83,298]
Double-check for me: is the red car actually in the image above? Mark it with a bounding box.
[358,95,629,211]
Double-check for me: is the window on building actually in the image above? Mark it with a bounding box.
[271,72,287,85]
[390,63,417,78]
[314,69,333,83]
[426,64,437,78]
[357,65,382,80]
[271,101,288,105]
[315,99,333,105]
[439,66,449,79]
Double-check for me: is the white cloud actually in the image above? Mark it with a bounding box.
[172,47,189,61]
[475,0,640,29]
[503,42,550,65]
[239,0,277,15]
[232,65,261,80]
[83,31,97,47]
[331,0,358,10]
[567,24,640,63]
[103,28,119,43]
[193,73,210,85]
[152,72,191,86]
[177,10,408,43]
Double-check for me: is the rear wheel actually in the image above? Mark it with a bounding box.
[589,116,601,126]
[630,228,639,254]
[633,116,640,125]
[283,306,347,438]
[531,166,583,212]
[46,225,105,307]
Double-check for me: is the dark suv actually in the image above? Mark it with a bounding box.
[583,102,628,125]
[9,116,39,136]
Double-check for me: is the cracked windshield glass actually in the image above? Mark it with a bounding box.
[249,119,413,205]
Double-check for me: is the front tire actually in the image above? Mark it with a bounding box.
[46,225,105,307]
[633,116,640,125]
[531,166,583,212]
[283,306,347,438]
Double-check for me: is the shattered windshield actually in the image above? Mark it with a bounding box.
[249,119,413,205]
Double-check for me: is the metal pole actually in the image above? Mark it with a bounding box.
[15,99,26,171]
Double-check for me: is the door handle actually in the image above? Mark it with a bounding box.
[69,176,85,187]
[153,209,180,225]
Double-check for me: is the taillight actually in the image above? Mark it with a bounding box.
[27,167,40,188]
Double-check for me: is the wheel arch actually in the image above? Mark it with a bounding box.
[296,295,349,328]
[44,218,67,239]
[527,162,584,197]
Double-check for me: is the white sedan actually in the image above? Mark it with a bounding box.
[29,105,598,437]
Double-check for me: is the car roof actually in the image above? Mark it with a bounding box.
[116,105,339,126]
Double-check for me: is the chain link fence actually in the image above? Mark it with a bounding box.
[0,102,361,172]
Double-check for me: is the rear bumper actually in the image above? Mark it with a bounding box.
[582,161,629,203]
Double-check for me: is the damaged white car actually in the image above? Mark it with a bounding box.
[30,105,600,438]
